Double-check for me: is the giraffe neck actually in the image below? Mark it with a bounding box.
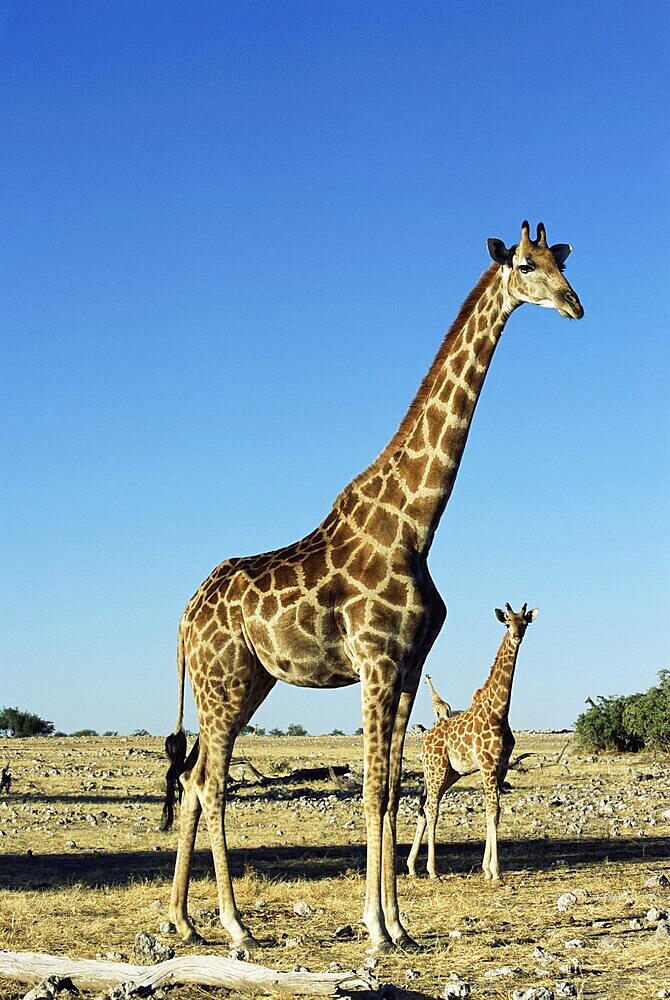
[478,632,521,720]
[333,263,517,553]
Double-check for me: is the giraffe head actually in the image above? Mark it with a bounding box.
[494,602,539,645]
[487,221,583,320]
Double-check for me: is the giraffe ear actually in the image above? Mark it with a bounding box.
[525,608,539,623]
[495,607,507,624]
[487,238,514,266]
[550,243,572,269]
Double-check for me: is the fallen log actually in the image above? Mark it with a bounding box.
[0,950,374,997]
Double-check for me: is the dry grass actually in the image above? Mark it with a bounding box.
[1,732,669,999]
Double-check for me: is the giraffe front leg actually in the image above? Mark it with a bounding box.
[360,662,401,954]
[382,688,421,950]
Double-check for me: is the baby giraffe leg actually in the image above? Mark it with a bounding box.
[425,771,458,878]
[424,794,441,879]
[407,808,427,877]
[480,766,501,881]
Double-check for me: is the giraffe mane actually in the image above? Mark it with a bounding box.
[333,263,501,510]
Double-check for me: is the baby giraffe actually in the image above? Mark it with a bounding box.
[407,603,538,881]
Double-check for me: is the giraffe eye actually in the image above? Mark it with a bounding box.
[518,263,535,275]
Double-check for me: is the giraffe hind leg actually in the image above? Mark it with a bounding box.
[407,791,427,877]
[168,769,204,941]
[167,641,276,947]
[196,658,276,947]
[425,770,458,879]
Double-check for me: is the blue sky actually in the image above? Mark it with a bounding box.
[2,1,668,736]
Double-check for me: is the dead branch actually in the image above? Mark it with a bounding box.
[506,752,535,772]
[285,764,352,783]
[0,950,374,997]
[227,760,353,793]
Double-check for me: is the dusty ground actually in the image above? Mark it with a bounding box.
[1,732,669,999]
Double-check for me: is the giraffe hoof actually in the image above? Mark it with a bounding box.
[183,929,207,945]
[235,934,260,951]
[366,938,395,955]
[394,933,422,953]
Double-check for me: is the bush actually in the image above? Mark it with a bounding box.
[575,671,670,751]
[286,723,308,736]
[0,707,55,737]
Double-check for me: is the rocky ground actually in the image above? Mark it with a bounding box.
[0,733,669,999]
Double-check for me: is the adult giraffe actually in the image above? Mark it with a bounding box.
[161,221,583,953]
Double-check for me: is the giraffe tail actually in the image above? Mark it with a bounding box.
[160,618,193,831]
[160,729,187,831]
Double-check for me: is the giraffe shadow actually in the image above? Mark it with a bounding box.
[2,836,667,892]
[8,792,164,806]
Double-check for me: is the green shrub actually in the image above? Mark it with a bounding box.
[0,707,55,737]
[286,723,308,736]
[575,671,670,751]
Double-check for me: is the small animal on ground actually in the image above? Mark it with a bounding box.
[407,603,538,881]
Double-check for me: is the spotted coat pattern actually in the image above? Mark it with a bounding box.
[164,222,582,953]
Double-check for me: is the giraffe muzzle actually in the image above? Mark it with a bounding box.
[558,290,584,320]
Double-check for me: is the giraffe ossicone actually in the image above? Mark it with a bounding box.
[161,222,582,953]
[407,603,538,882]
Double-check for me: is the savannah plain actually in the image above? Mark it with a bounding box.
[1,731,668,999]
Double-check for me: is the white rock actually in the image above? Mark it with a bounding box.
[443,975,471,999]
[229,947,250,961]
[645,873,670,888]
[555,983,577,997]
[656,921,670,941]
[484,966,520,978]
[564,939,584,949]
[560,961,581,975]
[293,900,312,916]
[512,988,554,1000]
[556,892,578,912]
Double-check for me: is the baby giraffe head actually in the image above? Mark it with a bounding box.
[487,220,584,320]
[494,602,539,645]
